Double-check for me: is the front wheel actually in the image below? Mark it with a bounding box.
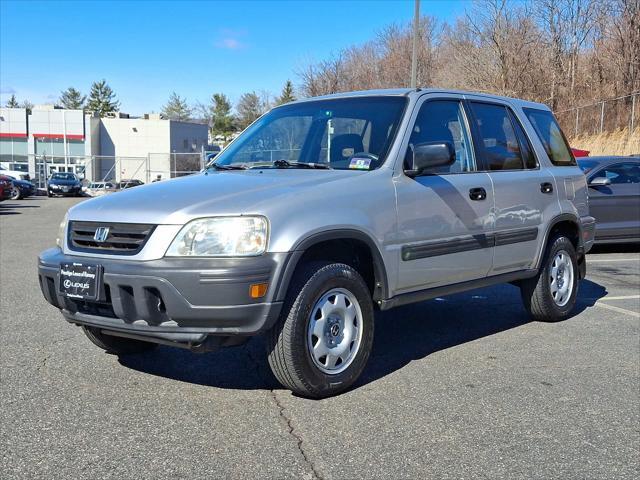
[82,326,158,355]
[267,262,374,398]
[10,186,21,200]
[520,235,579,322]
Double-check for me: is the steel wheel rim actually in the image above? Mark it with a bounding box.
[307,287,363,375]
[549,249,574,307]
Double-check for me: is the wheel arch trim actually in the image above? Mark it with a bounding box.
[535,213,582,270]
[273,229,390,303]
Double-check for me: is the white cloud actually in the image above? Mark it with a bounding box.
[215,37,244,50]
[214,28,248,50]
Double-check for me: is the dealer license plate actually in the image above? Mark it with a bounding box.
[59,262,101,300]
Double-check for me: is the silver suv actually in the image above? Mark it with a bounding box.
[38,89,595,398]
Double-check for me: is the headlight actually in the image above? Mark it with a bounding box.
[166,216,268,257]
[56,213,68,248]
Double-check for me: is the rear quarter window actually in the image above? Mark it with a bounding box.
[524,108,576,166]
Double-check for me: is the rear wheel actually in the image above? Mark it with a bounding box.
[82,326,158,355]
[10,186,21,200]
[267,262,374,398]
[520,234,579,322]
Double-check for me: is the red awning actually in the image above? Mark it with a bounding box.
[0,132,28,138]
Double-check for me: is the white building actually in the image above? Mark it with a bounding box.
[0,106,209,185]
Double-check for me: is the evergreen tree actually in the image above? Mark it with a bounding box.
[275,80,296,105]
[5,94,19,108]
[86,79,120,116]
[59,87,86,109]
[161,92,192,121]
[236,91,266,130]
[210,93,235,141]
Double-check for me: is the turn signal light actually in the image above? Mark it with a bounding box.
[250,283,268,298]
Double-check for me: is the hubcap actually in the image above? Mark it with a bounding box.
[550,250,574,307]
[307,288,363,375]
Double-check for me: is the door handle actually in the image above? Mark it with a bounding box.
[540,182,554,194]
[469,187,487,201]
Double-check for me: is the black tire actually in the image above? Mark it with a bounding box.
[267,262,375,398]
[47,191,52,197]
[82,326,158,355]
[520,234,579,322]
[10,186,21,200]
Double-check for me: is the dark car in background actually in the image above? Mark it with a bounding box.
[10,178,36,200]
[118,179,144,189]
[579,156,640,243]
[0,175,13,201]
[47,172,82,197]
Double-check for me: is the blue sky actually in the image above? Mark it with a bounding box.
[0,0,468,114]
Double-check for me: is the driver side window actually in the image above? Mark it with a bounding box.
[406,100,476,173]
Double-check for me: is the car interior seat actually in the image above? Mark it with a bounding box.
[329,134,365,168]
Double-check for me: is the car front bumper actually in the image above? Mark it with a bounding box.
[48,185,82,195]
[38,248,287,349]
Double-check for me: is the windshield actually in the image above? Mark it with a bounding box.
[51,173,77,180]
[209,96,407,171]
[577,159,599,174]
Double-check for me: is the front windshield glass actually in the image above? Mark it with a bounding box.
[51,173,76,180]
[209,96,407,171]
[577,159,599,174]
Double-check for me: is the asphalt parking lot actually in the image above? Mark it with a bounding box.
[1,196,638,479]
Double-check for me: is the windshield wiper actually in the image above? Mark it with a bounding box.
[272,159,332,169]
[209,163,249,171]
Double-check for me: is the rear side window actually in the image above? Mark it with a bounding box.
[468,102,525,171]
[524,108,576,166]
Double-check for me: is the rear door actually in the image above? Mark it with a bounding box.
[466,100,557,274]
[587,161,640,241]
[394,95,494,292]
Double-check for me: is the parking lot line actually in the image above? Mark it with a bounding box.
[599,295,640,301]
[594,301,640,318]
[588,258,640,263]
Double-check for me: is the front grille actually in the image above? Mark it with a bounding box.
[68,221,155,255]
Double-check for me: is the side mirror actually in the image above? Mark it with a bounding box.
[405,141,455,177]
[588,176,611,187]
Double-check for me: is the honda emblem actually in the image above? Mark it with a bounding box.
[93,227,110,243]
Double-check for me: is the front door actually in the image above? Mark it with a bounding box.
[587,161,640,241]
[394,96,494,293]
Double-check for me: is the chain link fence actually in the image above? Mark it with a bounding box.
[13,152,211,190]
[555,92,639,139]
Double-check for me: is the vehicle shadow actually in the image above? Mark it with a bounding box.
[589,243,640,254]
[118,279,607,394]
[0,206,21,215]
[0,202,41,209]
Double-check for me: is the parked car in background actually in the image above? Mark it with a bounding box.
[47,172,82,197]
[0,175,13,201]
[578,156,640,243]
[39,88,595,398]
[10,178,36,200]
[84,182,117,197]
[0,165,31,181]
[118,179,144,189]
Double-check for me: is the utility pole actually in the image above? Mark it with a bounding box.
[410,0,420,88]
